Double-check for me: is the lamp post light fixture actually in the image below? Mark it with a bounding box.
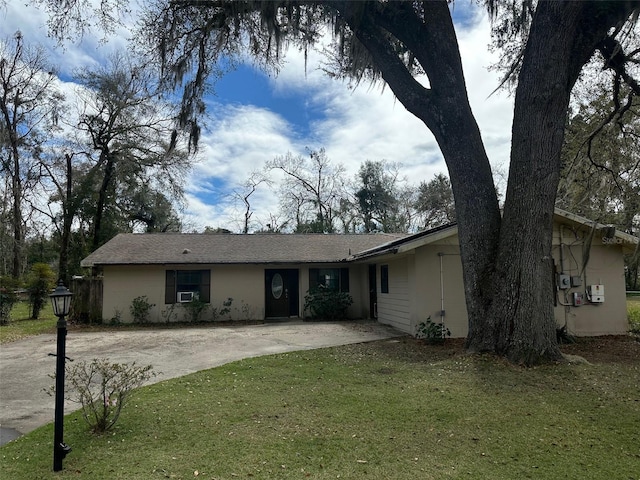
[49,280,73,472]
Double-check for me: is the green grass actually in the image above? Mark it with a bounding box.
[1,338,639,480]
[0,302,57,344]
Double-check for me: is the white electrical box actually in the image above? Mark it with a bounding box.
[587,284,605,303]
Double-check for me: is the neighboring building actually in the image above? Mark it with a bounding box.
[81,209,638,337]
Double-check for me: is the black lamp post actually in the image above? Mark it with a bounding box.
[49,280,73,472]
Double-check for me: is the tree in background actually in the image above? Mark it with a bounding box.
[266,149,347,233]
[232,171,272,234]
[415,173,456,230]
[239,157,454,235]
[120,183,183,233]
[355,160,412,233]
[558,93,640,290]
[0,32,63,279]
[35,150,82,285]
[73,51,189,250]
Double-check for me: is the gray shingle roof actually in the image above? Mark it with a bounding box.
[81,232,406,267]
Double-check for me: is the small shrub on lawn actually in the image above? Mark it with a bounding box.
[47,359,155,434]
[303,286,353,320]
[130,296,155,323]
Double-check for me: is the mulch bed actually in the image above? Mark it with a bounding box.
[390,335,640,365]
[559,334,640,364]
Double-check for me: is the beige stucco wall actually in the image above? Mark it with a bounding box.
[209,265,266,320]
[102,265,166,323]
[344,263,372,319]
[101,264,266,323]
[413,244,468,338]
[101,263,369,323]
[551,223,629,336]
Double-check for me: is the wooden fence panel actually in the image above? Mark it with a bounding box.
[70,277,103,324]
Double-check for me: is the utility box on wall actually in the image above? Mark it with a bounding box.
[557,274,571,290]
[587,284,605,303]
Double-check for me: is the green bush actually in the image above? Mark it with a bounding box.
[182,295,209,322]
[303,286,353,320]
[27,263,55,319]
[415,317,451,344]
[183,296,233,323]
[130,296,155,323]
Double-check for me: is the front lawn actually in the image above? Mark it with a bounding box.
[0,302,57,344]
[1,337,639,479]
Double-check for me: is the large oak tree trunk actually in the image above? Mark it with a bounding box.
[342,0,637,364]
[488,2,636,364]
[342,0,502,351]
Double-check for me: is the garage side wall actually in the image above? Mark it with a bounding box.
[413,245,468,338]
[552,243,628,336]
[376,257,411,332]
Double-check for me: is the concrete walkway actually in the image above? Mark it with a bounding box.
[0,321,402,446]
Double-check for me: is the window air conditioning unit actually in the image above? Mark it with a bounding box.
[177,291,194,303]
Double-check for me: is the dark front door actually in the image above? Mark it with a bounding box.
[265,269,299,318]
[369,264,377,318]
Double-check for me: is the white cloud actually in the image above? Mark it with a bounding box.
[0,1,132,76]
[186,5,514,232]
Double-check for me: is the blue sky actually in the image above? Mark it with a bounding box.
[0,1,514,233]
[216,64,328,140]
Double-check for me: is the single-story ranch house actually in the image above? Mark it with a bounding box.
[81,208,638,337]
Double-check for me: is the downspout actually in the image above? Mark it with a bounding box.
[438,253,445,334]
[437,252,462,335]
[439,253,445,321]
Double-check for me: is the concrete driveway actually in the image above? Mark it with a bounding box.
[0,320,401,446]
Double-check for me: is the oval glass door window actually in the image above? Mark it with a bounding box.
[271,273,284,299]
